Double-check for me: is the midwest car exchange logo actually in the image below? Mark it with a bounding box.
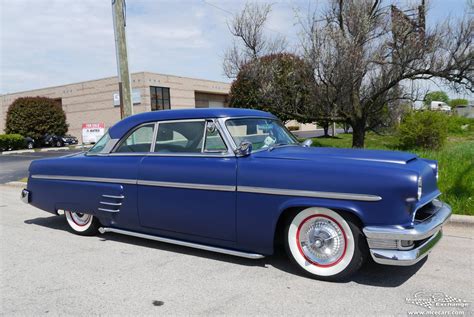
[406,291,470,310]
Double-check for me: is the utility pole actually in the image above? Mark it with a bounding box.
[112,0,133,118]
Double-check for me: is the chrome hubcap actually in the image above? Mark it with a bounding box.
[298,216,346,266]
[70,212,91,226]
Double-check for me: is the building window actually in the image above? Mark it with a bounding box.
[150,86,170,111]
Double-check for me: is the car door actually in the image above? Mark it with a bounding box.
[137,119,237,241]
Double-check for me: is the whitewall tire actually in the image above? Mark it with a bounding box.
[285,207,367,281]
[64,211,100,236]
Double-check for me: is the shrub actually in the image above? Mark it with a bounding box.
[0,134,25,151]
[5,97,68,141]
[446,115,474,134]
[398,111,448,150]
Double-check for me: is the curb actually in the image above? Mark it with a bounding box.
[1,149,35,155]
[448,214,474,227]
[1,145,91,155]
[39,147,71,152]
[4,181,27,187]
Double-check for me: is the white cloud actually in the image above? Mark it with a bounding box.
[0,0,470,98]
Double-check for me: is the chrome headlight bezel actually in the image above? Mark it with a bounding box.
[417,176,423,200]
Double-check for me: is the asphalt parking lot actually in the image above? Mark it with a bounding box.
[0,185,472,316]
[0,150,80,184]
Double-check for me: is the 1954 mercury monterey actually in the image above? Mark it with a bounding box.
[22,108,451,280]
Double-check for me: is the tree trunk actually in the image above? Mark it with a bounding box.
[322,122,330,137]
[351,119,366,148]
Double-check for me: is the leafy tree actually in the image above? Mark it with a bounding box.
[424,91,450,107]
[5,97,68,140]
[449,98,469,108]
[229,53,316,123]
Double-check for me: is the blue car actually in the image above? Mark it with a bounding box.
[21,108,451,280]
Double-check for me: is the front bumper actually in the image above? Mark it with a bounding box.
[363,199,451,266]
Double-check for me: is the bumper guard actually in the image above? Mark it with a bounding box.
[363,200,451,266]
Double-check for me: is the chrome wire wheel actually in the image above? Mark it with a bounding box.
[297,215,347,267]
[64,210,98,235]
[286,207,356,278]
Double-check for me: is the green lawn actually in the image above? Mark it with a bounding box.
[309,132,474,215]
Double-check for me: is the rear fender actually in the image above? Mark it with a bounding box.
[28,178,124,216]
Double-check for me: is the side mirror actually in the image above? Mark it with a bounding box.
[302,139,313,147]
[234,141,252,157]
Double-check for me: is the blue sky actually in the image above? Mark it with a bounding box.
[0,0,471,99]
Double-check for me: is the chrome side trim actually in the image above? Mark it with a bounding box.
[137,180,236,192]
[31,174,381,201]
[98,208,120,213]
[102,194,125,199]
[99,201,122,206]
[369,230,443,266]
[98,227,265,260]
[31,174,137,185]
[237,186,382,202]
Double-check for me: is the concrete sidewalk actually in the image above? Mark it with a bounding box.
[0,185,472,316]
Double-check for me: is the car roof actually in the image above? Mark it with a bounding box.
[108,108,276,139]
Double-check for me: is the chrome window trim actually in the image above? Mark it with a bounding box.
[137,180,235,192]
[221,116,300,154]
[150,122,159,152]
[203,120,229,154]
[153,118,235,157]
[112,122,156,154]
[237,186,382,202]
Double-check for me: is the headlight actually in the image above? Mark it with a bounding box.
[417,176,423,200]
[436,166,439,181]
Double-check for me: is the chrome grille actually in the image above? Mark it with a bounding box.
[367,238,398,250]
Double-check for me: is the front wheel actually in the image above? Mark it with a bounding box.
[284,207,367,281]
[55,140,63,147]
[64,211,100,236]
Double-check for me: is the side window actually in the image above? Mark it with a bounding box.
[154,121,205,153]
[115,124,155,153]
[204,121,227,153]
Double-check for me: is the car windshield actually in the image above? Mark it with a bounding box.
[225,118,299,151]
[88,132,110,154]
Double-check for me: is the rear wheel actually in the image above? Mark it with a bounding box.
[284,207,367,281]
[64,211,100,236]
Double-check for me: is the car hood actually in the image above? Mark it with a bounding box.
[253,146,418,165]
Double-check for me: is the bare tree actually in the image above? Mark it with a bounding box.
[300,0,473,147]
[223,2,287,78]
